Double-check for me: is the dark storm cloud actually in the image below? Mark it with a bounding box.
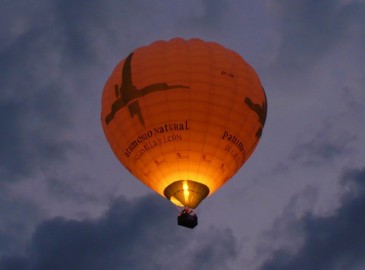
[0,187,43,256]
[196,0,230,26]
[188,227,237,269]
[273,0,365,71]
[292,136,353,166]
[45,175,98,203]
[290,118,356,166]
[0,195,238,270]
[259,167,365,270]
[0,101,31,179]
[51,0,113,65]
[0,0,104,181]
[0,81,74,181]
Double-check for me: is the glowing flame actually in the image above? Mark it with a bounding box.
[183,181,189,191]
[183,181,190,203]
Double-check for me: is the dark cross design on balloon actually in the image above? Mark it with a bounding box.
[244,93,267,139]
[105,53,190,126]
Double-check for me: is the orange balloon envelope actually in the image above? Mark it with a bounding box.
[101,38,267,211]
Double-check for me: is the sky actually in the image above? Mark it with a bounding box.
[1,0,365,269]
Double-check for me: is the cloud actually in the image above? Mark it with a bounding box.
[0,2,83,182]
[271,0,365,72]
[259,167,365,270]
[0,187,43,257]
[192,0,230,27]
[0,80,74,181]
[289,116,356,167]
[0,194,238,270]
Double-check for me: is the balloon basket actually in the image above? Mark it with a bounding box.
[177,208,198,229]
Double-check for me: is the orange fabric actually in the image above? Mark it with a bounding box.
[101,38,267,207]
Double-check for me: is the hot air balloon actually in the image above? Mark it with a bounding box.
[101,38,267,228]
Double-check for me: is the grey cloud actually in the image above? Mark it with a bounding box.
[0,194,238,270]
[46,176,98,203]
[259,167,365,270]
[0,0,99,181]
[0,86,74,182]
[51,0,112,65]
[0,101,32,179]
[0,187,43,257]
[189,227,238,270]
[272,0,365,72]
[290,127,355,167]
[196,0,230,26]
[0,256,29,270]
